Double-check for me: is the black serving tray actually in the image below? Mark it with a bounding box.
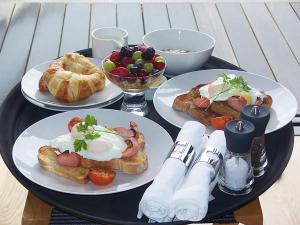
[0,49,294,225]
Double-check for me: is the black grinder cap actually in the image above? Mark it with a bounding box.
[240,105,270,137]
[225,119,255,154]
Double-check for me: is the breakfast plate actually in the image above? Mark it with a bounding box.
[21,88,123,111]
[12,109,173,195]
[153,69,297,134]
[21,58,123,111]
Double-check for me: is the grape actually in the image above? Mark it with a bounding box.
[103,60,116,72]
[127,64,134,70]
[143,63,153,73]
[155,56,165,62]
[132,51,142,61]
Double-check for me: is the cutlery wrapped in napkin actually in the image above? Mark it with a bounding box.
[171,130,226,222]
[137,121,206,222]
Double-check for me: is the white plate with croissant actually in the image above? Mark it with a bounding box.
[21,53,123,110]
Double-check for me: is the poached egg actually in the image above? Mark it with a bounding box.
[199,74,264,104]
[50,125,127,161]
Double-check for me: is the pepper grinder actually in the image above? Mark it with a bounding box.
[240,105,270,177]
[218,120,255,196]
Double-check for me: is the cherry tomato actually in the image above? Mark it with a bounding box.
[228,96,247,112]
[192,97,210,108]
[89,168,116,186]
[211,116,233,130]
[68,117,83,132]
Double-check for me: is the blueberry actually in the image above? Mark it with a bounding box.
[130,66,139,75]
[136,63,144,69]
[125,48,133,57]
[120,46,127,57]
[120,46,133,57]
[142,47,155,60]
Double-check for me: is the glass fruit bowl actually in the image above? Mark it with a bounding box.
[102,45,166,116]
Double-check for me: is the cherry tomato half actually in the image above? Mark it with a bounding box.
[89,168,116,186]
[67,117,83,132]
[211,116,233,130]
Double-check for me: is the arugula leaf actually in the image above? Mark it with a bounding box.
[84,133,101,140]
[221,74,250,92]
[76,115,97,132]
[74,139,87,152]
[85,114,97,127]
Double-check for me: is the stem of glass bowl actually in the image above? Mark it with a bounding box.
[121,91,149,116]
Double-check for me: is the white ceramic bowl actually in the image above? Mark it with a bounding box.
[143,29,215,76]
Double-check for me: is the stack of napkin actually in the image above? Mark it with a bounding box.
[137,121,206,222]
[171,130,226,221]
[138,125,227,223]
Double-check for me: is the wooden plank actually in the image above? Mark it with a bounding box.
[192,3,237,65]
[167,3,197,30]
[142,3,170,33]
[117,3,144,44]
[89,3,116,47]
[291,2,300,18]
[267,3,300,64]
[22,192,52,225]
[59,3,90,55]
[26,3,65,70]
[0,155,27,225]
[0,3,40,103]
[242,3,300,111]
[217,3,274,78]
[259,136,300,225]
[0,3,14,51]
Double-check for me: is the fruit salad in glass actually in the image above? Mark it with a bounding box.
[102,45,166,116]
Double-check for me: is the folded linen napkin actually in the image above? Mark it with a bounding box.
[137,121,206,222]
[171,130,226,222]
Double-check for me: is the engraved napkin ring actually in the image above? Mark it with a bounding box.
[196,146,224,180]
[167,141,195,167]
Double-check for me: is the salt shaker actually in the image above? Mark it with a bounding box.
[240,105,270,177]
[218,120,255,195]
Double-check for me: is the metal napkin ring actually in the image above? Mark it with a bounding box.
[167,141,195,167]
[196,146,224,180]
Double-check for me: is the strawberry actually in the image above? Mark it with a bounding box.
[138,45,147,53]
[111,67,129,77]
[120,57,133,67]
[153,61,165,71]
[110,51,121,63]
[137,69,148,77]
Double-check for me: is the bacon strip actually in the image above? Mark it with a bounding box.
[122,137,140,159]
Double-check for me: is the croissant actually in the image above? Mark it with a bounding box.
[39,53,105,102]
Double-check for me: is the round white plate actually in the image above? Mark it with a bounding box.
[12,109,173,195]
[21,58,123,110]
[21,88,123,112]
[153,69,298,134]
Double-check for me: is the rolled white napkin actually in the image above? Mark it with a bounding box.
[171,130,226,222]
[137,121,206,222]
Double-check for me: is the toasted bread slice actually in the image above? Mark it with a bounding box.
[38,146,89,184]
[172,84,219,125]
[173,84,273,125]
[38,131,148,183]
